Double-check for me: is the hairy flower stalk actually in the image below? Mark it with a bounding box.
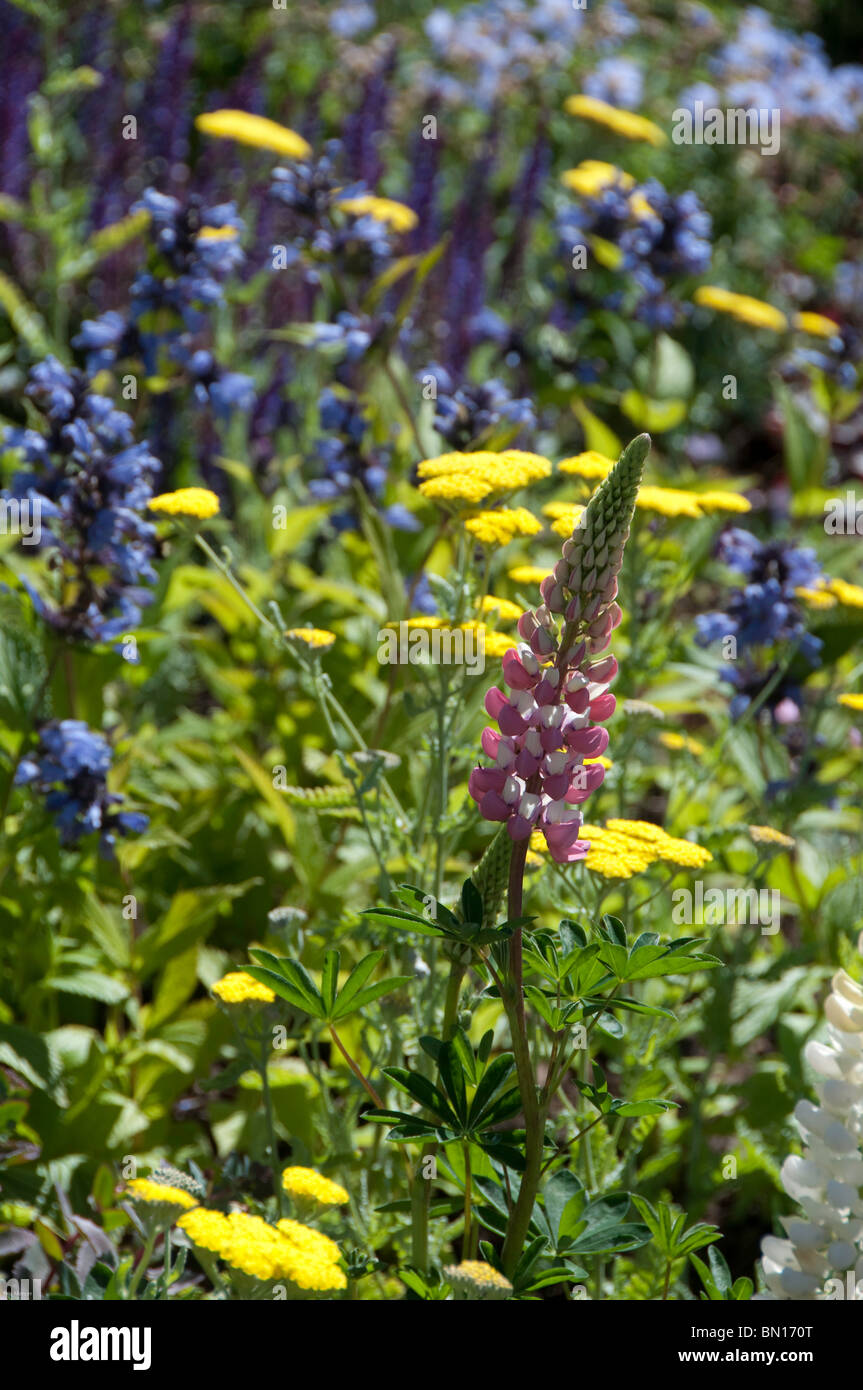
[472,432,650,1278]
[756,933,863,1301]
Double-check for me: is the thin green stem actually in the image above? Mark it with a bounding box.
[259,1035,283,1216]
[410,953,466,1272]
[500,833,546,1278]
[463,1142,473,1258]
[127,1227,157,1301]
[328,1024,384,1108]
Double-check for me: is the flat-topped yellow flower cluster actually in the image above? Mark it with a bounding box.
[179,1208,346,1292]
[531,818,712,879]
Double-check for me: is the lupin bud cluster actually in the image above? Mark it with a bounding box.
[756,932,863,1301]
[469,434,649,862]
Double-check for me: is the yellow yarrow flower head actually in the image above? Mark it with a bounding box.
[507,564,550,585]
[564,94,667,146]
[417,450,551,510]
[604,819,668,844]
[635,486,705,519]
[652,834,714,868]
[793,311,839,339]
[827,577,863,609]
[464,507,543,546]
[395,615,445,630]
[416,450,502,479]
[418,472,495,505]
[695,491,752,514]
[150,1162,206,1200]
[561,161,634,196]
[212,971,276,1006]
[659,731,706,756]
[445,1260,513,1300]
[478,594,522,622]
[336,194,418,233]
[578,820,712,877]
[578,824,658,878]
[219,1212,293,1283]
[838,693,863,712]
[125,1177,197,1232]
[470,627,516,659]
[276,1218,347,1293]
[179,1209,346,1295]
[284,627,337,650]
[178,1207,231,1253]
[542,500,586,537]
[604,819,713,867]
[693,286,788,333]
[197,225,240,243]
[558,451,616,480]
[148,487,220,519]
[281,1167,349,1208]
[795,585,836,610]
[749,824,796,850]
[195,109,311,160]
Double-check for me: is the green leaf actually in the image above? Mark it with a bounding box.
[0,615,48,730]
[468,1053,516,1127]
[43,971,128,1004]
[0,1023,65,1102]
[362,907,444,939]
[543,1170,584,1246]
[321,951,339,1018]
[438,1042,468,1125]
[246,956,323,1018]
[336,976,412,1017]
[620,391,688,433]
[330,950,411,1020]
[708,1244,732,1295]
[612,1099,677,1117]
[382,1068,453,1122]
[459,878,484,927]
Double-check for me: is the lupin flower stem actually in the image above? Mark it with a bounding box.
[478,433,650,1277]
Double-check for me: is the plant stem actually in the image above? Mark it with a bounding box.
[328,1024,384,1108]
[259,1035,284,1216]
[195,532,409,825]
[463,1142,473,1258]
[410,953,467,1272]
[384,356,427,459]
[127,1228,157,1300]
[500,833,546,1279]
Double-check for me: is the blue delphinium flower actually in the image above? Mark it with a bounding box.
[418,363,535,449]
[559,176,711,326]
[624,182,712,326]
[308,313,374,363]
[695,528,824,720]
[74,189,253,414]
[310,388,417,532]
[270,143,395,283]
[409,571,439,616]
[1,357,160,644]
[15,719,148,854]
